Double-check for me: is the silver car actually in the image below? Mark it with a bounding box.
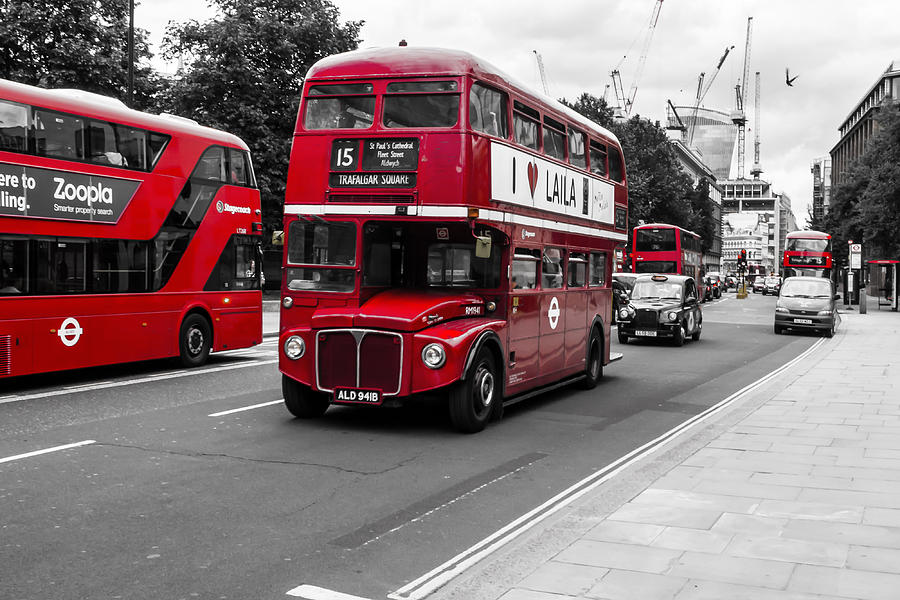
[774,277,840,337]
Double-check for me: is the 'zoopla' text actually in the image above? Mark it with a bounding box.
[54,177,113,205]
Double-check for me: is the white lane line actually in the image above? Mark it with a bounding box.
[387,337,827,600]
[0,359,277,406]
[0,440,96,465]
[287,584,373,600]
[208,399,283,417]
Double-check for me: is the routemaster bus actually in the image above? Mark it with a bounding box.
[278,47,629,432]
[631,223,702,281]
[782,230,832,278]
[0,79,263,379]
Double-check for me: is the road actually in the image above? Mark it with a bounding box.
[0,291,821,600]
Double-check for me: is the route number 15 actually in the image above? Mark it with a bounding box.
[331,140,358,171]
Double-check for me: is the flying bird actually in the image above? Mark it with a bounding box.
[786,68,798,87]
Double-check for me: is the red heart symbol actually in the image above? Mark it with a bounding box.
[526,162,538,198]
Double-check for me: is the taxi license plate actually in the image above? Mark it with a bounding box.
[636,330,657,337]
[333,388,382,405]
[793,318,813,325]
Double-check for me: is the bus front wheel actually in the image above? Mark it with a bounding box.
[179,314,212,367]
[282,375,329,418]
[449,348,497,433]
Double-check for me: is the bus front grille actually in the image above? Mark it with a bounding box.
[0,335,10,376]
[316,329,403,396]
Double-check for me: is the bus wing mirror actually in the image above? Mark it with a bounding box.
[475,235,492,258]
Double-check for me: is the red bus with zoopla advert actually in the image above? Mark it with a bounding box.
[631,223,702,281]
[783,230,832,279]
[278,47,629,433]
[0,79,263,379]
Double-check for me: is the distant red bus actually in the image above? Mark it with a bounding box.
[278,47,629,432]
[783,230,832,278]
[0,79,263,378]
[631,223,702,281]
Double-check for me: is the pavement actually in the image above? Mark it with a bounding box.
[432,296,900,600]
[263,299,279,337]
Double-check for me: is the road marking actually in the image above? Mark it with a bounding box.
[0,360,277,406]
[208,399,283,417]
[387,337,827,600]
[287,584,373,600]
[0,440,96,465]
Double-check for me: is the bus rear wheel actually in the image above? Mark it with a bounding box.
[282,375,329,418]
[179,313,211,367]
[581,329,603,389]
[449,348,497,433]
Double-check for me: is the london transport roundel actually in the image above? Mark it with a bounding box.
[548,297,560,330]
[57,317,83,347]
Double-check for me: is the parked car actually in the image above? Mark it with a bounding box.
[752,277,766,293]
[616,274,702,346]
[611,272,639,324]
[762,276,782,295]
[774,276,840,337]
[706,272,723,298]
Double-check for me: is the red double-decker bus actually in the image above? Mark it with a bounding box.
[631,223,702,281]
[783,230,832,278]
[278,47,629,432]
[0,79,263,379]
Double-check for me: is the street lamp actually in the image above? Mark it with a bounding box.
[127,0,134,106]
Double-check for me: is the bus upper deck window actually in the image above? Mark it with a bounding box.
[0,100,29,153]
[609,146,624,182]
[34,110,85,160]
[383,81,460,128]
[513,101,540,151]
[589,140,607,177]
[469,83,508,137]
[568,129,586,168]
[304,83,375,130]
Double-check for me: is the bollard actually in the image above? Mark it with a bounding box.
[860,286,867,314]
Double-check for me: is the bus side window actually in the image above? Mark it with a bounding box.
[228,148,250,186]
[568,129,586,169]
[192,146,226,181]
[543,116,566,161]
[513,100,540,151]
[542,247,564,289]
[589,140,607,177]
[0,100,29,153]
[469,82,508,138]
[511,248,538,289]
[34,110,85,160]
[589,252,607,286]
[609,146,624,182]
[568,252,587,287]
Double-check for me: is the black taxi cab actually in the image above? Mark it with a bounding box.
[616,274,702,346]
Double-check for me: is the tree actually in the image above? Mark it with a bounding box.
[688,178,717,255]
[160,0,363,242]
[559,93,615,129]
[0,0,158,108]
[827,103,900,263]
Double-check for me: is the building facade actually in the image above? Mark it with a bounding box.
[668,106,737,181]
[720,178,798,274]
[669,138,723,273]
[830,60,900,190]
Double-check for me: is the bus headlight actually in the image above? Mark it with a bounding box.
[421,343,446,369]
[284,335,305,360]
[282,296,293,309]
[667,311,679,322]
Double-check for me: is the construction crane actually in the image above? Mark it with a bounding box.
[750,71,763,178]
[533,50,550,95]
[731,17,753,179]
[611,0,665,117]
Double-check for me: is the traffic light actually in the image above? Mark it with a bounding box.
[738,249,747,267]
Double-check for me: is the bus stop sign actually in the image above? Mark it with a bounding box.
[850,244,862,269]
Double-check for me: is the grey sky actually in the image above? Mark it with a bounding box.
[138,0,900,222]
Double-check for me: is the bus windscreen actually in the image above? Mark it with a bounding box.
[635,229,676,252]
